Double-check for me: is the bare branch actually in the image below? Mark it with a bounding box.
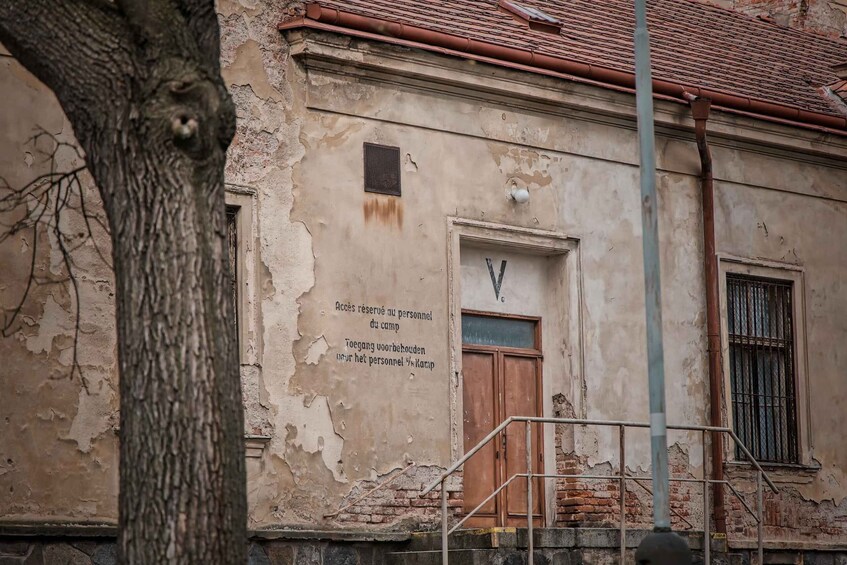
[75,176,113,269]
[51,180,89,393]
[1,222,41,337]
[0,0,134,132]
[1,130,108,393]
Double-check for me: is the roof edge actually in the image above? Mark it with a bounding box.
[280,3,847,135]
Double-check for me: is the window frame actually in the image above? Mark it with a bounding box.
[225,189,259,366]
[461,309,542,354]
[718,256,812,467]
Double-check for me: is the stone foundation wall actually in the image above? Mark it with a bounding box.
[0,539,399,565]
[4,531,847,565]
[0,540,116,565]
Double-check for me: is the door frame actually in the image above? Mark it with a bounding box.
[461,309,545,526]
[447,217,584,526]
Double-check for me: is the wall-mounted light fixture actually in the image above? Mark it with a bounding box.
[509,181,530,204]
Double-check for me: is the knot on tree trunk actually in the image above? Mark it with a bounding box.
[135,73,233,160]
[172,113,199,141]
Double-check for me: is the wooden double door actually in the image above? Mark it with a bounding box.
[461,311,544,527]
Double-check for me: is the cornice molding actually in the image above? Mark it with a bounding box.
[286,29,847,170]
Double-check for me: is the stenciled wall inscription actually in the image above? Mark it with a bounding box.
[485,257,507,301]
[334,302,436,371]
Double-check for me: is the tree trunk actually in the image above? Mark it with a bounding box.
[108,117,246,563]
[0,1,248,562]
[90,70,246,564]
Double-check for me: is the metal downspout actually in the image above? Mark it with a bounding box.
[683,92,728,535]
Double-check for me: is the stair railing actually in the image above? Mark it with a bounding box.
[421,416,778,565]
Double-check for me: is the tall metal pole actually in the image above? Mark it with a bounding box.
[634,0,670,532]
[632,1,692,562]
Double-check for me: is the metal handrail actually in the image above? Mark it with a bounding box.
[423,416,778,495]
[454,474,763,534]
[424,416,778,565]
[449,474,520,534]
[454,471,764,538]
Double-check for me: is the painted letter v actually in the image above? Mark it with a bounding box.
[485,258,507,300]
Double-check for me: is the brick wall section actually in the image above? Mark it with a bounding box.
[724,466,847,542]
[333,466,463,528]
[330,438,847,545]
[552,445,847,544]
[554,450,639,527]
[329,447,847,546]
[554,461,700,530]
[554,421,701,530]
[331,434,695,530]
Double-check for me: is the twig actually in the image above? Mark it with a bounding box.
[0,129,107,391]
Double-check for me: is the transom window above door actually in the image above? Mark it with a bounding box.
[461,312,539,350]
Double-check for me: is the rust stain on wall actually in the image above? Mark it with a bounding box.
[363,197,403,229]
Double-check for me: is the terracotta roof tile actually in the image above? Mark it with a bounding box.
[299,0,847,120]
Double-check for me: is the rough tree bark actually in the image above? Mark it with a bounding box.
[0,1,247,563]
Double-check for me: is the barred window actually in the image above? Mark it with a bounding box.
[727,274,798,464]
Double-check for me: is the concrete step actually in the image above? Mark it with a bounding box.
[406,529,518,551]
[388,543,801,565]
[386,548,566,565]
[390,529,722,565]
[406,527,707,552]
[388,547,718,565]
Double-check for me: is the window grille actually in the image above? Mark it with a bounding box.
[727,274,798,464]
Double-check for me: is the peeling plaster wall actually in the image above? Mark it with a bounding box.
[0,53,119,522]
[288,50,708,522]
[2,4,847,545]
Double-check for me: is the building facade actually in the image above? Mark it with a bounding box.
[3,0,847,563]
